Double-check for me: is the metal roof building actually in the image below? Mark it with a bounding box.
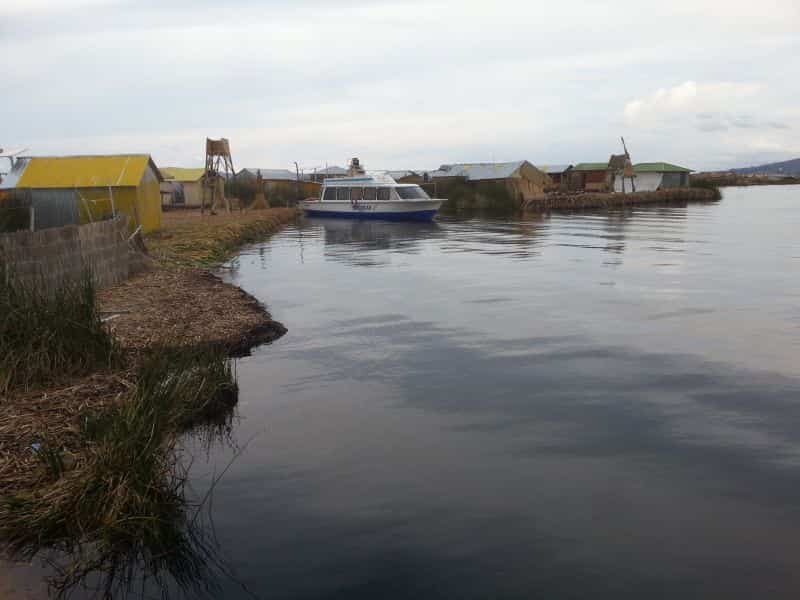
[633,162,692,173]
[2,154,162,232]
[536,164,573,187]
[160,167,207,208]
[429,160,551,207]
[385,170,419,181]
[316,166,348,176]
[430,161,540,181]
[572,162,611,172]
[160,167,205,182]
[307,166,348,183]
[537,164,573,175]
[613,162,693,192]
[237,168,297,181]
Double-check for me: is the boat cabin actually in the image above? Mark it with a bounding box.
[321,176,431,202]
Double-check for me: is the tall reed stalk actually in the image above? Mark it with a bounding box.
[0,270,118,394]
[0,348,239,598]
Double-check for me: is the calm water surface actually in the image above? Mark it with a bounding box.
[198,186,800,599]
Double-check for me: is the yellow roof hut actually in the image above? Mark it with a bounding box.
[11,154,162,232]
[159,167,207,208]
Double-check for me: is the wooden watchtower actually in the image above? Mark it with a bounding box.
[202,138,235,213]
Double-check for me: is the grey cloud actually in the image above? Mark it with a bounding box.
[697,122,728,133]
[695,113,728,132]
[2,0,798,171]
[695,112,792,134]
[730,114,757,128]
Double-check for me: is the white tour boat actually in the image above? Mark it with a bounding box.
[300,159,444,222]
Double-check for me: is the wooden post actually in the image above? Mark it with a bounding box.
[294,161,301,207]
[109,185,116,216]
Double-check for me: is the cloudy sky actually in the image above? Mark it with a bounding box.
[2,0,798,172]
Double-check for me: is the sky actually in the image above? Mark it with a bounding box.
[2,0,799,173]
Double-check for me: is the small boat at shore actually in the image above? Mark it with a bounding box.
[300,160,444,222]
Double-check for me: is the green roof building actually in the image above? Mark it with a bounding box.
[613,162,693,192]
[634,162,692,174]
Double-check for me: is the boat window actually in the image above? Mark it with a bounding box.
[363,187,377,201]
[377,187,391,201]
[323,187,336,201]
[396,185,430,199]
[351,187,363,201]
[336,187,350,201]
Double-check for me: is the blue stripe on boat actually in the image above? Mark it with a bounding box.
[303,209,438,222]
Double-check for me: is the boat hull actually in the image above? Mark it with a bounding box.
[300,200,443,222]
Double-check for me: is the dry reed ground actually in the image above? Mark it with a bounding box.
[0,208,299,497]
[146,208,299,269]
[97,269,287,354]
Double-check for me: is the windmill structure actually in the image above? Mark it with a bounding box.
[202,138,235,213]
[609,137,636,193]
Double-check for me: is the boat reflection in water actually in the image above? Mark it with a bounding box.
[310,217,444,267]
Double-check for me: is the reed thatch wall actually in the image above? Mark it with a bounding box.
[0,216,148,292]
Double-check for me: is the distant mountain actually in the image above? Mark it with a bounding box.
[731,158,800,177]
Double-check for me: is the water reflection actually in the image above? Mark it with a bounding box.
[308,214,555,265]
[215,187,800,599]
[313,218,443,267]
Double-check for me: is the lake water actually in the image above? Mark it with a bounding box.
[198,186,800,599]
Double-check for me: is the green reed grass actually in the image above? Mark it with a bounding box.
[0,271,119,394]
[0,347,239,598]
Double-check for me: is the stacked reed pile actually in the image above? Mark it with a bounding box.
[525,187,720,211]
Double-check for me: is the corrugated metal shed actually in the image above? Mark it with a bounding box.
[614,172,663,193]
[4,154,162,233]
[386,170,418,180]
[634,162,692,173]
[573,162,611,172]
[239,168,297,181]
[161,167,205,182]
[17,155,162,188]
[0,157,31,189]
[30,189,81,230]
[239,168,296,181]
[315,166,348,176]
[260,169,297,181]
[538,164,572,175]
[431,161,527,181]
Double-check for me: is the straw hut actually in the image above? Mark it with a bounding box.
[430,161,551,203]
[569,163,613,192]
[537,164,573,190]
